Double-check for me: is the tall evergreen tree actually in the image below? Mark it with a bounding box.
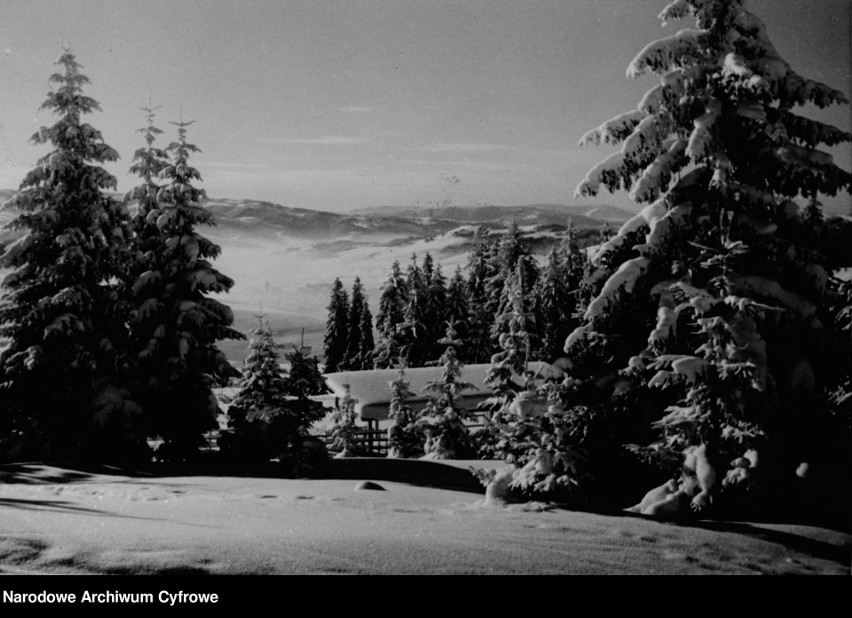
[0,49,142,462]
[416,322,476,459]
[498,220,526,270]
[322,278,349,373]
[560,219,589,293]
[486,260,536,403]
[398,254,430,366]
[445,266,471,360]
[356,300,375,370]
[421,252,436,287]
[125,93,170,282]
[342,277,367,370]
[128,115,243,460]
[486,222,540,355]
[466,226,498,363]
[477,267,567,472]
[491,252,541,359]
[373,260,408,369]
[423,260,448,362]
[563,0,852,513]
[535,246,575,362]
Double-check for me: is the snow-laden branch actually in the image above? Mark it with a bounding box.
[780,71,850,109]
[633,202,692,258]
[630,138,687,202]
[579,110,644,147]
[780,110,852,148]
[574,151,627,198]
[621,114,674,168]
[627,28,712,78]
[584,257,650,322]
[658,0,690,26]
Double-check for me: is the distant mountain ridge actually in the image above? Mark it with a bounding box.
[352,202,634,225]
[1,189,630,242]
[189,199,634,240]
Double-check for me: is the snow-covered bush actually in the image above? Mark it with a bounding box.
[328,384,368,457]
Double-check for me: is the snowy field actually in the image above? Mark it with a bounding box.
[0,462,848,575]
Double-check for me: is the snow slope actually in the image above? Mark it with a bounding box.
[0,462,847,575]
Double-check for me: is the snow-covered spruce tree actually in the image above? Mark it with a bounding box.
[557,220,593,330]
[128,116,243,461]
[475,259,624,504]
[475,261,541,459]
[322,278,349,373]
[386,367,425,458]
[481,223,516,331]
[283,342,328,399]
[564,0,852,515]
[535,246,575,363]
[223,315,327,473]
[355,300,375,370]
[341,277,367,370]
[423,259,449,362]
[279,342,331,474]
[491,252,541,360]
[486,222,542,358]
[329,383,367,457]
[416,321,476,459]
[465,226,499,363]
[373,260,408,369]
[0,49,145,463]
[560,219,590,294]
[223,314,289,460]
[397,254,429,366]
[529,220,590,363]
[444,266,471,360]
[125,94,170,282]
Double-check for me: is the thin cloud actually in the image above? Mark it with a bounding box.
[337,106,373,113]
[202,161,275,170]
[259,136,370,146]
[422,143,511,153]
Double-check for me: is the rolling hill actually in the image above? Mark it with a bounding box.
[203,199,630,240]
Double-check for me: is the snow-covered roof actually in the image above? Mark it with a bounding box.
[323,361,561,421]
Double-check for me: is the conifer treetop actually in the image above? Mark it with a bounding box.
[576,0,852,206]
[162,111,204,189]
[14,48,119,205]
[154,113,217,239]
[127,92,169,190]
[168,113,203,172]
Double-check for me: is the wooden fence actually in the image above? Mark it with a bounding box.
[209,412,492,458]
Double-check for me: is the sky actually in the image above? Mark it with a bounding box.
[1,0,850,213]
